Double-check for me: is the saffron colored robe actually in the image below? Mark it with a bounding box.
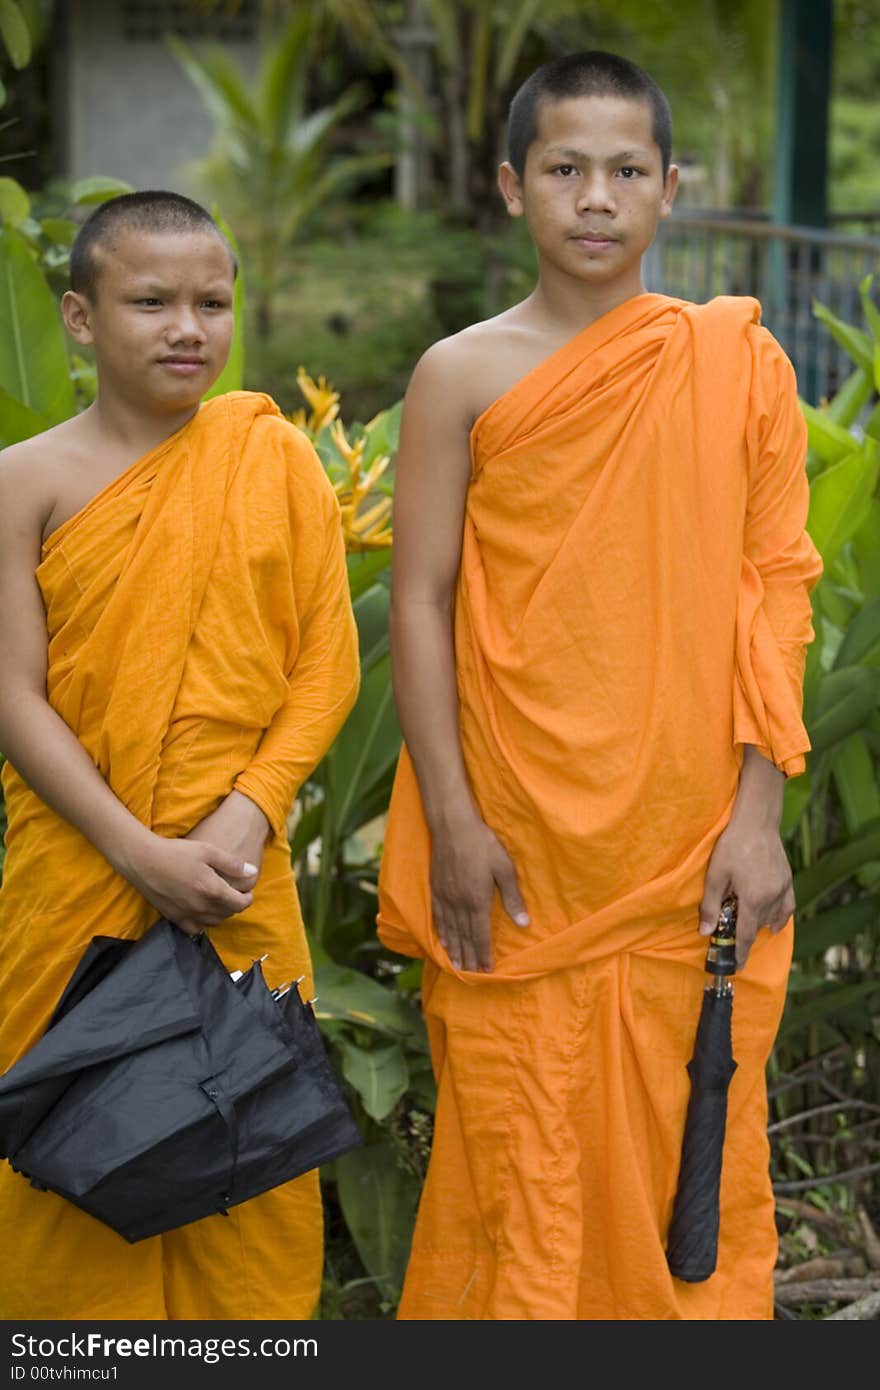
[0,391,359,1320]
[377,294,823,1320]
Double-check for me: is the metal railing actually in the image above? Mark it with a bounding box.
[644,214,880,402]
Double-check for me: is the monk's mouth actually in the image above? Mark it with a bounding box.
[159,358,208,375]
[572,235,618,251]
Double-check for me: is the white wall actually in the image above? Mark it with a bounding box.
[61,0,260,193]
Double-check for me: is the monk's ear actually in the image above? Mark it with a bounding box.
[62,290,96,346]
[498,161,525,219]
[659,163,680,220]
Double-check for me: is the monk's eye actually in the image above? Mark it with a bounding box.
[135,297,162,307]
[553,164,577,177]
[201,299,228,310]
[617,167,642,179]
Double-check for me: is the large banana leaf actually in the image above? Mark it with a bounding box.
[0,227,73,424]
[800,399,859,468]
[811,300,874,374]
[334,1140,420,1296]
[834,596,880,669]
[314,963,428,1049]
[778,978,880,1037]
[338,1038,409,1121]
[0,384,48,446]
[825,365,874,428]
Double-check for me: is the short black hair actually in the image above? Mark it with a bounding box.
[508,51,672,179]
[69,190,237,299]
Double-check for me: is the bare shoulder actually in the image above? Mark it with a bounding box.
[409,303,566,430]
[0,424,72,536]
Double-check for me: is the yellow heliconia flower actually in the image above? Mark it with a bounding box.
[331,417,393,552]
[294,366,340,434]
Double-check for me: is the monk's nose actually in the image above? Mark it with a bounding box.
[576,174,615,214]
[167,311,207,347]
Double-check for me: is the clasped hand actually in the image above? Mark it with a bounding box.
[129,791,271,937]
[699,816,794,969]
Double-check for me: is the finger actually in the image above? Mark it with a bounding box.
[469,909,494,973]
[431,897,449,951]
[205,845,259,883]
[460,932,479,974]
[768,889,796,932]
[493,850,530,928]
[444,919,463,971]
[735,903,759,970]
[210,882,254,916]
[698,863,729,935]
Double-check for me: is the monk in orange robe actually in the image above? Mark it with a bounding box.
[0,193,358,1319]
[378,52,822,1319]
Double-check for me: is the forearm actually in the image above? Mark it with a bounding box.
[0,689,154,877]
[390,597,477,832]
[729,743,786,831]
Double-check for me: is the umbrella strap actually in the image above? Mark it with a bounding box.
[200,1079,239,1213]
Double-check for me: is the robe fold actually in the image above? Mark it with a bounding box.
[0,391,359,1320]
[376,293,822,1319]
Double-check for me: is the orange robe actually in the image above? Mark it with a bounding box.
[377,294,823,1319]
[0,391,359,1319]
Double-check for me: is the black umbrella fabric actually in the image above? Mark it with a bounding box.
[666,894,738,1283]
[0,919,361,1242]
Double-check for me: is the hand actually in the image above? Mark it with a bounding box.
[429,805,530,972]
[699,819,795,970]
[184,790,271,884]
[127,834,259,938]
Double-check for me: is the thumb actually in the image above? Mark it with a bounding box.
[699,863,728,936]
[206,845,258,881]
[492,848,530,928]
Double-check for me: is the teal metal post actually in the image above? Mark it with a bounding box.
[769,0,833,399]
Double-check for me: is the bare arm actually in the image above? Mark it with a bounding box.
[0,451,256,934]
[390,344,529,973]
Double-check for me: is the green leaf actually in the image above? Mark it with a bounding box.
[202,207,243,398]
[314,964,428,1049]
[853,500,880,601]
[781,770,811,838]
[793,821,880,909]
[806,442,880,571]
[793,897,879,961]
[0,383,48,445]
[812,299,874,373]
[330,652,401,833]
[0,175,29,226]
[834,596,880,669]
[858,274,880,391]
[346,550,392,601]
[824,365,874,429]
[362,399,402,466]
[40,217,77,248]
[809,666,880,753]
[69,176,135,206]
[339,1038,409,1121]
[0,0,31,69]
[334,1140,420,1294]
[0,227,74,423]
[800,398,858,467]
[832,732,880,885]
[778,978,880,1037]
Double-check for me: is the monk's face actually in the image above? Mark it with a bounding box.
[500,94,678,290]
[64,230,235,412]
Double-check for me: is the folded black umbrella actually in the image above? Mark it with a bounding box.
[666,894,738,1283]
[0,919,361,1242]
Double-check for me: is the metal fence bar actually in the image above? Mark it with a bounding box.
[646,215,880,402]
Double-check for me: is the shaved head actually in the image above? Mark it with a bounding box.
[508,51,672,179]
[69,190,236,300]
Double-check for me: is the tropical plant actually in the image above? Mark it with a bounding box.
[169,11,390,339]
[769,280,880,1228]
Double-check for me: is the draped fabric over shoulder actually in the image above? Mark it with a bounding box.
[377,294,822,1319]
[0,392,359,1320]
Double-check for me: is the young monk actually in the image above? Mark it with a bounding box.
[377,52,823,1319]
[0,191,359,1319]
